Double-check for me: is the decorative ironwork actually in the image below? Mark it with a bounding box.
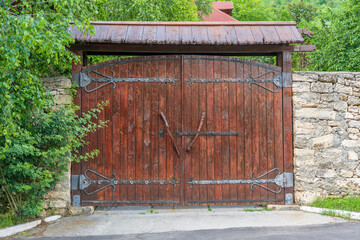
[186,71,283,93]
[187,168,293,194]
[160,112,181,157]
[80,71,176,93]
[80,170,179,195]
[177,131,238,137]
[186,112,205,152]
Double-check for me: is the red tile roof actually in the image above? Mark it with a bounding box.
[202,8,238,22]
[202,1,237,22]
[213,1,234,10]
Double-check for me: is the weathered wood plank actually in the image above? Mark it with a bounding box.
[135,60,144,202]
[205,56,215,203]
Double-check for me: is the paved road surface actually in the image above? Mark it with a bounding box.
[26,222,360,240]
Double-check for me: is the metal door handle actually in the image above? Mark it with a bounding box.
[160,112,181,157]
[186,112,205,152]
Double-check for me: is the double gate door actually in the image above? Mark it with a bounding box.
[71,55,293,206]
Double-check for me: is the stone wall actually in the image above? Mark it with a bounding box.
[41,77,72,215]
[293,72,360,204]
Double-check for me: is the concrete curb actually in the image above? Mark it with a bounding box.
[0,215,61,238]
[300,206,360,220]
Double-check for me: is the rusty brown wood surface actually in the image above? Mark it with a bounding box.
[75,55,289,206]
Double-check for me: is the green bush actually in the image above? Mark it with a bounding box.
[0,97,107,219]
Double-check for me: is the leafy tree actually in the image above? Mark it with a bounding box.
[278,9,293,21]
[0,0,105,219]
[288,1,317,23]
[94,0,213,21]
[307,0,360,71]
[231,0,276,21]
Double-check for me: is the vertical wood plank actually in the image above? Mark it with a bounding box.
[236,62,245,202]
[96,65,106,202]
[198,58,207,204]
[221,59,230,204]
[243,62,252,201]
[104,65,113,201]
[143,59,152,202]
[135,59,144,202]
[150,59,159,201]
[258,65,268,201]
[166,58,175,203]
[174,57,182,204]
[228,60,237,204]
[191,59,200,205]
[266,70,276,202]
[119,60,128,202]
[127,61,136,201]
[213,58,222,202]
[183,57,192,204]
[205,57,215,204]
[158,57,167,203]
[112,61,121,202]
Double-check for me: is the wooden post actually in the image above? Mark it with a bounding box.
[71,50,83,207]
[278,51,294,205]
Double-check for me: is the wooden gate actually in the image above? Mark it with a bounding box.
[71,55,293,206]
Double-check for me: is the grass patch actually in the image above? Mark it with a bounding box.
[0,212,29,229]
[310,195,360,212]
[321,210,352,220]
[244,208,265,212]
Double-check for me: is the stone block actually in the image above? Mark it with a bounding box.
[356,166,360,177]
[348,120,360,128]
[348,96,360,106]
[48,200,68,209]
[347,128,360,134]
[338,73,355,79]
[321,94,339,102]
[324,169,337,178]
[342,140,360,148]
[311,82,334,93]
[312,134,334,149]
[295,191,320,205]
[333,101,348,112]
[348,106,359,113]
[340,170,354,178]
[293,93,320,108]
[295,108,336,120]
[345,113,355,119]
[54,95,72,105]
[293,82,311,93]
[294,121,316,135]
[294,136,310,148]
[348,151,359,160]
[318,74,337,83]
[334,84,353,94]
[42,77,72,90]
[292,73,318,82]
[294,149,315,157]
[349,134,359,140]
[68,206,95,216]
